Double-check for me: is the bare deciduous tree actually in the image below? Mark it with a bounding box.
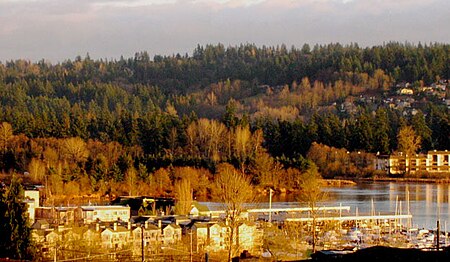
[298,163,326,253]
[61,137,89,163]
[125,166,137,196]
[214,163,254,261]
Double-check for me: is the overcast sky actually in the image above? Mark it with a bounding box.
[0,0,449,62]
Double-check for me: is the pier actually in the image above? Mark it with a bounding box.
[248,205,351,213]
[286,214,412,223]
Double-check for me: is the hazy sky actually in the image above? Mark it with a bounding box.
[1,0,449,62]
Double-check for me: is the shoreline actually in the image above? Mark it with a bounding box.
[336,177,450,184]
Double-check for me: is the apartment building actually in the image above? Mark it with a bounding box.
[378,150,450,175]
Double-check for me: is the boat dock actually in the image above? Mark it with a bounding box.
[248,205,351,213]
[286,214,412,223]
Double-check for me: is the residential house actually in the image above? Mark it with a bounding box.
[208,223,229,252]
[144,222,162,246]
[190,202,225,218]
[133,222,162,247]
[162,223,182,245]
[237,221,262,255]
[31,219,52,248]
[398,88,414,95]
[83,226,102,248]
[45,230,62,246]
[192,222,210,252]
[31,229,46,246]
[32,219,51,230]
[100,223,131,250]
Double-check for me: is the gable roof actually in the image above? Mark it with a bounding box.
[163,223,181,230]
[32,219,50,229]
[193,222,209,229]
[101,226,129,234]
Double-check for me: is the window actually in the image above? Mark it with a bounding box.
[433,155,438,163]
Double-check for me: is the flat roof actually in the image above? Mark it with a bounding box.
[81,205,130,211]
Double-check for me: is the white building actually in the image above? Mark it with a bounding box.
[24,189,40,223]
[80,205,130,223]
[377,150,450,175]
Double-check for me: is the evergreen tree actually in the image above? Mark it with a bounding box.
[0,176,35,260]
[411,110,432,151]
[373,108,390,154]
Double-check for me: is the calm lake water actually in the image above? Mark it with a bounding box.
[325,182,450,230]
[268,182,450,230]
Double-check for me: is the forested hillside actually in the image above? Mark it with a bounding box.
[0,43,449,200]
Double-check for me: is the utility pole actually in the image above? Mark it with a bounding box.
[269,188,273,223]
[437,220,440,251]
[141,224,145,262]
[190,230,193,262]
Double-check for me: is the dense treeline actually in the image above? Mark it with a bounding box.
[0,43,449,197]
[4,42,446,90]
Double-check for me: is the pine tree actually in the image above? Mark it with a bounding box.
[0,176,35,260]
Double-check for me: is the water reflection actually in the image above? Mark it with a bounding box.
[267,182,450,229]
[322,182,450,229]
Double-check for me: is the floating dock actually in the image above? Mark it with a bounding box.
[248,205,351,213]
[286,214,412,223]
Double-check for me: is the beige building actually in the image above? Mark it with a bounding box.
[80,205,130,223]
[208,223,229,252]
[162,223,182,245]
[193,221,262,255]
[24,189,40,223]
[132,223,162,248]
[192,222,209,252]
[381,150,450,175]
[100,223,131,250]
[35,206,79,224]
[236,221,262,255]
